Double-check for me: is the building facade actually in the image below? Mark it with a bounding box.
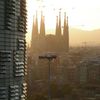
[78,57,100,84]
[0,0,27,100]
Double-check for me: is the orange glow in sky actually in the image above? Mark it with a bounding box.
[26,0,100,44]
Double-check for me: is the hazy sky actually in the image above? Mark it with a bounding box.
[26,0,100,44]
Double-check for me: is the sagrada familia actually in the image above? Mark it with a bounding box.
[30,11,69,54]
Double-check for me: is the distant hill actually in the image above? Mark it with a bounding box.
[30,28,100,46]
[69,28,100,46]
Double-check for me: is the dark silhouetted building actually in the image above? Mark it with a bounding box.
[0,0,27,100]
[31,11,69,54]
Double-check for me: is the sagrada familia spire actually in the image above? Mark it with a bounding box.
[31,11,39,53]
[55,16,59,36]
[31,10,69,54]
[58,11,62,36]
[63,12,69,52]
[40,11,45,36]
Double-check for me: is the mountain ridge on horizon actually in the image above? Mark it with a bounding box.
[27,28,100,46]
[70,27,100,32]
[69,27,100,46]
[46,27,100,34]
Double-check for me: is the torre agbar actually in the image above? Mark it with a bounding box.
[0,0,27,100]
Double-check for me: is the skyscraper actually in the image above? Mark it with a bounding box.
[0,0,27,100]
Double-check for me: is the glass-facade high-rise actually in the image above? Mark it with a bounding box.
[0,0,27,100]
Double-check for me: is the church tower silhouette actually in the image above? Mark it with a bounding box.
[31,11,69,54]
[31,11,39,53]
[63,12,69,52]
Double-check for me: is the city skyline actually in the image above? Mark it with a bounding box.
[26,0,100,45]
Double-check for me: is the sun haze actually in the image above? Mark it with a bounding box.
[27,0,100,45]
